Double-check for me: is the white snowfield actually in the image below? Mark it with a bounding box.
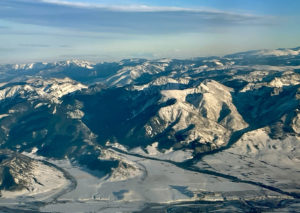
[39,148,290,213]
[197,128,300,194]
[1,141,297,212]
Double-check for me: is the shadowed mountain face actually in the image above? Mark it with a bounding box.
[0,48,299,207]
[0,48,299,163]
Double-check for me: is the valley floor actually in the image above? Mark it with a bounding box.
[1,144,299,213]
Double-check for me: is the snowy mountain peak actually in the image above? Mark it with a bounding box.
[10,62,49,70]
[257,48,300,56]
[55,59,95,69]
[0,77,87,103]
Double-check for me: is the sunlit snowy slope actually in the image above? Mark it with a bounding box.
[0,47,299,212]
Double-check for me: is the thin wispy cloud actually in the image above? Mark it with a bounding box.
[40,0,254,13]
[1,0,297,64]
[0,0,273,34]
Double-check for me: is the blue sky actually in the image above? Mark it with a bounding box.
[0,0,299,63]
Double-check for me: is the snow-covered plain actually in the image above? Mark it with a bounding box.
[0,144,297,212]
[196,128,300,194]
[37,148,290,213]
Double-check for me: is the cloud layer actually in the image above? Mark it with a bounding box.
[2,0,295,64]
[0,0,272,34]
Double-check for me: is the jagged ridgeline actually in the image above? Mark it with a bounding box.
[0,47,299,204]
[0,48,299,160]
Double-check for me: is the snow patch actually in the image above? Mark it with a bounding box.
[67,109,85,119]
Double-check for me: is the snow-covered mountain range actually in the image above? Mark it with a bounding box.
[0,47,299,212]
